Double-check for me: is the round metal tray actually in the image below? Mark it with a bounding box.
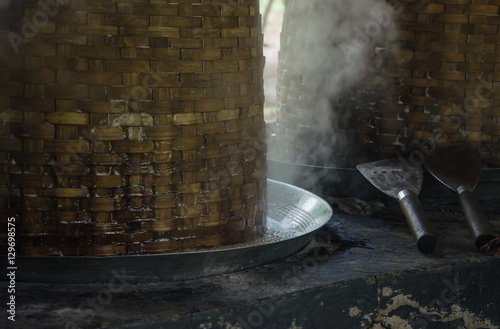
[0,180,332,284]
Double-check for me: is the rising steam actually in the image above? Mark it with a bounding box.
[273,0,398,168]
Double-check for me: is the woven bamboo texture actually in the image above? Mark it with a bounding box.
[0,0,267,256]
[275,0,500,168]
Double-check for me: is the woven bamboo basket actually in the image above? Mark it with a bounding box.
[275,0,500,168]
[0,0,267,256]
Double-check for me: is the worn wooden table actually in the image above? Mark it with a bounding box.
[1,206,499,329]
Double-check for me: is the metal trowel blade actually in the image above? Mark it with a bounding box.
[424,144,481,191]
[356,158,423,199]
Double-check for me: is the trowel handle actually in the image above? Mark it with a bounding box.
[458,186,497,251]
[398,189,437,254]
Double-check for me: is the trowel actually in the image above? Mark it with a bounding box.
[424,144,500,255]
[357,158,437,253]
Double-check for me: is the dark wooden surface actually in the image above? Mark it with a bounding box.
[1,207,499,329]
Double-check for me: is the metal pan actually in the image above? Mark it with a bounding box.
[267,124,500,213]
[0,180,332,284]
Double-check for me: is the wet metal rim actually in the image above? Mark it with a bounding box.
[0,180,332,284]
[267,157,500,213]
[265,122,500,213]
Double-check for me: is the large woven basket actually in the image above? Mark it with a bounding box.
[0,0,267,256]
[275,0,500,168]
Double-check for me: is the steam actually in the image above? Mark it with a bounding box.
[273,0,398,168]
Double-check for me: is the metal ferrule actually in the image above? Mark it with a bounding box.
[398,189,414,201]
[457,185,473,194]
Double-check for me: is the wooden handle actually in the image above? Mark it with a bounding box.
[458,186,497,251]
[398,189,437,254]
